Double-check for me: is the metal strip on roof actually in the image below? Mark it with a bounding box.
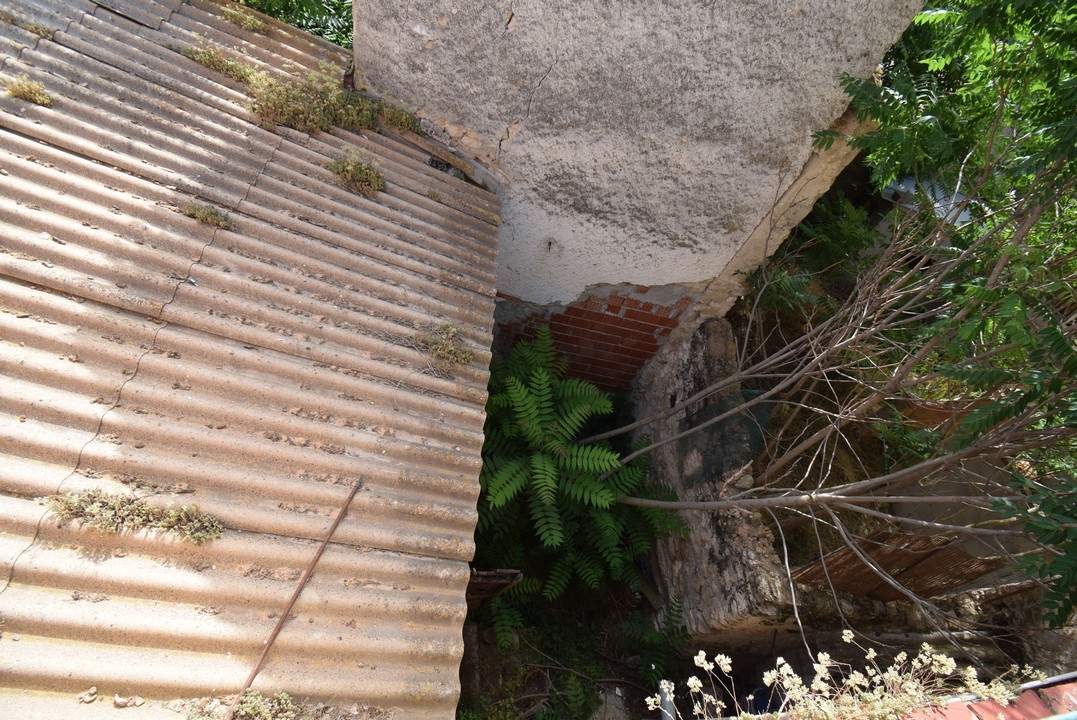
[0,1,499,716]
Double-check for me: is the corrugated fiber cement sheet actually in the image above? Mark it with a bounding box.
[0,0,500,717]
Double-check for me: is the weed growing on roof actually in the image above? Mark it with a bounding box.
[4,74,52,107]
[231,690,298,720]
[181,202,234,229]
[44,488,223,543]
[223,5,269,34]
[413,323,473,376]
[427,189,441,202]
[182,43,259,85]
[0,10,54,39]
[184,691,392,720]
[328,152,386,196]
[247,63,379,133]
[379,104,422,134]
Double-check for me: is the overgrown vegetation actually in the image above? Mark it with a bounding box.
[4,74,52,107]
[461,327,687,718]
[247,63,380,132]
[181,202,234,229]
[44,488,223,543]
[591,0,1077,637]
[179,42,422,141]
[476,327,681,635]
[327,151,385,195]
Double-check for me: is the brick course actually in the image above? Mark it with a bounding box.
[495,286,696,390]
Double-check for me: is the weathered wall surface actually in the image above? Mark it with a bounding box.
[632,319,793,643]
[353,0,921,309]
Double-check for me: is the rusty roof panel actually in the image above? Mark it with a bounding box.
[0,0,498,716]
[793,531,1005,602]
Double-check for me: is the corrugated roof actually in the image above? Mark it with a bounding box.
[0,0,499,716]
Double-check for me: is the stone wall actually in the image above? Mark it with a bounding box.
[632,319,794,644]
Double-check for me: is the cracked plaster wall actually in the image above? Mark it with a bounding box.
[354,0,920,307]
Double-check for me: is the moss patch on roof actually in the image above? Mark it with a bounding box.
[44,488,224,543]
[183,43,259,84]
[328,151,386,196]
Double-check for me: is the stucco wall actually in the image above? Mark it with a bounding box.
[353,0,920,308]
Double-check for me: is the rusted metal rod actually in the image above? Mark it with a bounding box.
[226,475,364,718]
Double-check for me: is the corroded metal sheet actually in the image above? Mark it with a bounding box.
[0,1,499,717]
[793,531,1004,602]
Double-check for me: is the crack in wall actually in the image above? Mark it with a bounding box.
[497,56,558,160]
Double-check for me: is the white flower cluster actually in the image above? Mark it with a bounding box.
[645,640,1040,720]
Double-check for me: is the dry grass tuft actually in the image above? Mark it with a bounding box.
[5,74,52,106]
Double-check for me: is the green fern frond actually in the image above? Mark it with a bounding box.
[530,452,560,505]
[565,444,622,475]
[489,596,523,649]
[543,554,573,599]
[529,494,565,548]
[485,457,529,508]
[529,366,555,427]
[507,576,542,597]
[572,551,605,590]
[562,475,616,509]
[606,458,648,496]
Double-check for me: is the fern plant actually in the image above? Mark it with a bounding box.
[475,326,681,645]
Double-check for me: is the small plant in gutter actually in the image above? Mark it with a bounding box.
[181,202,234,229]
[0,10,54,39]
[182,44,259,85]
[4,74,52,107]
[174,43,426,140]
[328,152,386,196]
[223,5,269,35]
[415,323,473,365]
[44,488,224,543]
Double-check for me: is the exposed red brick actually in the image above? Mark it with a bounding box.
[624,308,678,328]
[495,290,697,390]
[550,315,634,342]
[601,313,664,336]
